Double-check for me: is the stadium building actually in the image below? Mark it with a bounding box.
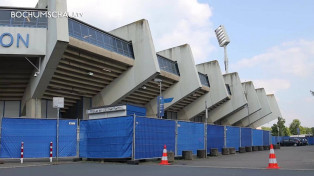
[0,0,282,128]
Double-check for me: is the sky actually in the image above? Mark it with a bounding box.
[1,0,313,127]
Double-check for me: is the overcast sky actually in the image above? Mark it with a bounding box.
[1,0,313,128]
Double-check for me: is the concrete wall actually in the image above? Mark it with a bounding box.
[22,0,69,117]
[177,61,229,120]
[221,81,261,125]
[250,94,282,128]
[92,19,160,107]
[235,88,272,127]
[145,44,202,116]
[208,72,247,123]
[41,100,58,118]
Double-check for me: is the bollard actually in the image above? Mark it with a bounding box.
[167,151,175,162]
[21,142,24,164]
[197,150,206,158]
[239,147,246,153]
[210,148,219,157]
[222,148,229,155]
[182,151,193,160]
[229,148,236,154]
[245,146,252,152]
[50,142,53,163]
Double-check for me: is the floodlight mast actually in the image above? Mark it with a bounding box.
[215,25,230,73]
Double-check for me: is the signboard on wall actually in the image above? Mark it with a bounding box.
[0,27,46,55]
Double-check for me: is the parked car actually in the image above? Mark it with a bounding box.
[280,138,301,146]
[300,138,308,146]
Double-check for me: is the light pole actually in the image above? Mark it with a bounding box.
[154,78,162,118]
[215,25,230,73]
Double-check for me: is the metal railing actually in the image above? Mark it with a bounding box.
[68,18,134,59]
[0,9,47,28]
[157,55,180,76]
[198,72,210,87]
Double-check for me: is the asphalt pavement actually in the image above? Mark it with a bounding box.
[0,145,313,176]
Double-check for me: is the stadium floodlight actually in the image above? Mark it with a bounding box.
[215,25,230,73]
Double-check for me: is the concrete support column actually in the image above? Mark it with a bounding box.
[26,99,42,118]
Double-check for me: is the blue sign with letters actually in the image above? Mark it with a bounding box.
[157,96,164,117]
[0,32,29,48]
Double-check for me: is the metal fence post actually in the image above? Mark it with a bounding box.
[251,128,253,146]
[175,120,178,156]
[132,114,136,161]
[205,101,208,157]
[239,127,242,148]
[224,126,227,148]
[56,108,60,163]
[77,119,80,158]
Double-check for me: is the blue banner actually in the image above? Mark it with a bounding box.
[207,124,224,152]
[0,118,77,158]
[79,116,133,158]
[157,96,164,117]
[135,117,175,159]
[241,128,252,147]
[226,126,240,151]
[177,121,204,156]
[252,129,263,146]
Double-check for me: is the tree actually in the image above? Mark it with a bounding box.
[289,119,301,135]
[271,117,290,136]
[311,127,314,136]
[261,127,271,131]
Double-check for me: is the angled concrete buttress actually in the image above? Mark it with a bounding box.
[235,88,272,127]
[145,44,206,117]
[92,19,160,106]
[22,0,69,118]
[250,94,282,128]
[177,60,229,121]
[209,72,247,124]
[221,81,262,125]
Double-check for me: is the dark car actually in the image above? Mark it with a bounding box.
[280,138,301,146]
[300,138,308,146]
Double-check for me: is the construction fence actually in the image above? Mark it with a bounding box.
[2,116,310,160]
[0,118,77,158]
[79,116,273,160]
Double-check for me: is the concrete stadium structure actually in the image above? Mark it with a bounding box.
[221,81,262,126]
[0,0,283,128]
[250,94,282,128]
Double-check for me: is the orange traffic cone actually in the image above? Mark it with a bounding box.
[267,144,280,169]
[159,145,170,165]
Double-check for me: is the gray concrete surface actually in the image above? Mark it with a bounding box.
[0,146,314,176]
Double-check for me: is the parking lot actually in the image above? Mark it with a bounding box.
[0,146,314,176]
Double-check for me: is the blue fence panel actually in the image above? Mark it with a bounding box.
[0,118,77,158]
[135,117,175,159]
[263,131,270,146]
[252,129,263,146]
[177,121,204,156]
[226,126,240,151]
[59,120,78,157]
[272,136,277,145]
[79,116,133,158]
[308,137,314,145]
[241,128,252,147]
[207,124,224,153]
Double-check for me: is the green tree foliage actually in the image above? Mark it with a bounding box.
[261,127,271,131]
[271,117,290,136]
[289,119,301,135]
